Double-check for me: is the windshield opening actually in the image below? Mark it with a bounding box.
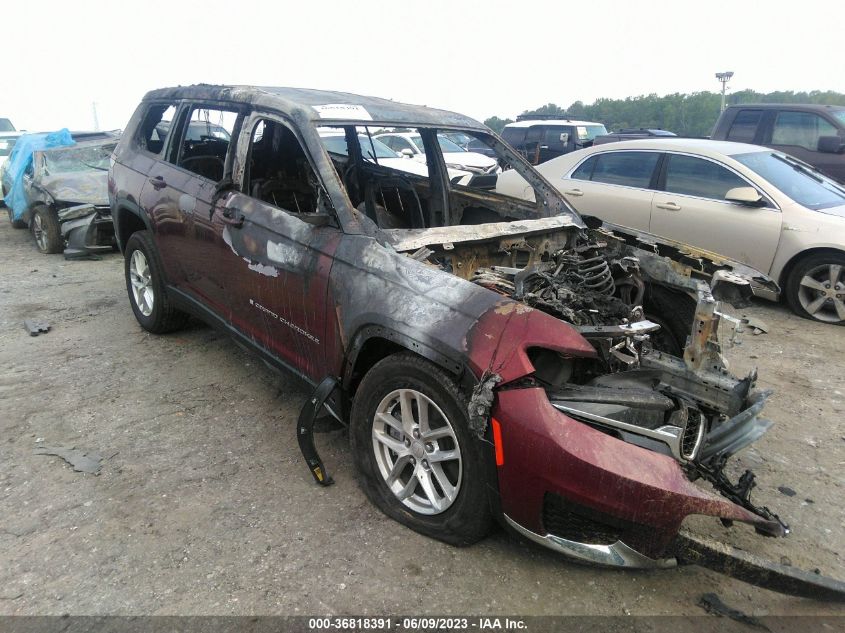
[576,125,609,142]
[43,143,115,175]
[732,151,845,210]
[830,111,845,127]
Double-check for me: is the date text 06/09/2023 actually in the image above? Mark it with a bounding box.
[308,617,528,630]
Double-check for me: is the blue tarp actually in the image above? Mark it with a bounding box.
[4,129,75,221]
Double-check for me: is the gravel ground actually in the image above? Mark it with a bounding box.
[0,219,843,617]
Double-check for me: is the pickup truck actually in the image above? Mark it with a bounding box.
[711,103,845,183]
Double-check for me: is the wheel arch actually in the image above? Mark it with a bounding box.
[778,247,845,291]
[343,324,470,399]
[113,202,152,253]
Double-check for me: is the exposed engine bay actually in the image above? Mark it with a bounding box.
[385,216,787,534]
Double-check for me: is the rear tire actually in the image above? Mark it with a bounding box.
[350,353,493,546]
[123,230,188,333]
[30,206,62,253]
[785,252,845,325]
[7,207,27,229]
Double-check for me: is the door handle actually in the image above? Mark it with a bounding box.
[148,176,167,190]
[564,188,584,197]
[656,202,681,211]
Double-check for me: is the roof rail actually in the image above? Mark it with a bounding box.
[515,114,575,122]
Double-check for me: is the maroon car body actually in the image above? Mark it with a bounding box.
[110,85,786,570]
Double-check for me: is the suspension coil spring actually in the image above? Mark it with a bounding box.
[575,255,615,295]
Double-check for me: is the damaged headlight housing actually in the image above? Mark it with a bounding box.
[57,203,97,222]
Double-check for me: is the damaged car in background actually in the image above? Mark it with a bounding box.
[109,85,845,601]
[3,130,119,256]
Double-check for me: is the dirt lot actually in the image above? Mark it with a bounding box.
[0,218,843,617]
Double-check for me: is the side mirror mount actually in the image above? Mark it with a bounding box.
[725,186,764,206]
[817,135,845,154]
[214,176,235,195]
[400,148,414,158]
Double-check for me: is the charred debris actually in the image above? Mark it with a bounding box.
[386,215,786,533]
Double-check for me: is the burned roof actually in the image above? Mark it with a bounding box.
[143,85,484,129]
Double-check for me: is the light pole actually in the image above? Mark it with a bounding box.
[715,72,734,112]
[92,101,100,131]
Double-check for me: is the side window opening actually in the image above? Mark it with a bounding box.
[521,126,544,164]
[571,155,597,181]
[771,111,838,151]
[663,154,748,200]
[137,103,178,155]
[246,119,318,214]
[175,107,238,182]
[590,152,660,188]
[727,109,762,143]
[501,126,526,151]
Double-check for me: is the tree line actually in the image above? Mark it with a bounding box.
[483,90,845,137]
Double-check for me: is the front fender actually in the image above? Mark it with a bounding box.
[465,300,597,385]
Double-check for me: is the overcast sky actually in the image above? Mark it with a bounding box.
[3,0,842,132]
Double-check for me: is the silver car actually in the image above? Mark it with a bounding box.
[496,138,845,324]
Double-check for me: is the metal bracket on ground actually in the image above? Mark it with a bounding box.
[297,376,340,487]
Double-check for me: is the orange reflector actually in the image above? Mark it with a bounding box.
[491,418,504,466]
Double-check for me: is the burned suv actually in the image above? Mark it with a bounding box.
[109,86,842,598]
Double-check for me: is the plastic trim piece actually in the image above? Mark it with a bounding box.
[503,513,677,569]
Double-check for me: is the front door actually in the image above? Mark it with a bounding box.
[766,110,845,183]
[216,115,341,381]
[650,153,782,274]
[153,104,242,315]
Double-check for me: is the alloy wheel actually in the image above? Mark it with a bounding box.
[371,388,462,515]
[33,213,47,251]
[129,249,155,316]
[797,263,845,324]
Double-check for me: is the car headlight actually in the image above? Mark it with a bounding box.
[445,163,468,171]
[57,204,97,221]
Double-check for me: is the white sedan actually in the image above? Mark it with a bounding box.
[318,132,474,185]
[496,138,845,324]
[375,131,499,174]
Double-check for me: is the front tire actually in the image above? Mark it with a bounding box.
[785,252,845,325]
[350,353,493,546]
[123,230,188,333]
[30,206,62,253]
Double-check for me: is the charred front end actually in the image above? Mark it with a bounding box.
[388,217,785,566]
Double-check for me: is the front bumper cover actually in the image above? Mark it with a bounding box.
[59,204,114,258]
[493,387,783,564]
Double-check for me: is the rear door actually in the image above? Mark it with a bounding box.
[724,108,765,144]
[650,153,782,274]
[136,102,194,288]
[147,103,243,314]
[522,125,544,164]
[538,126,573,164]
[561,150,660,231]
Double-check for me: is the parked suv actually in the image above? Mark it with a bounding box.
[110,85,788,571]
[712,104,845,183]
[501,115,608,165]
